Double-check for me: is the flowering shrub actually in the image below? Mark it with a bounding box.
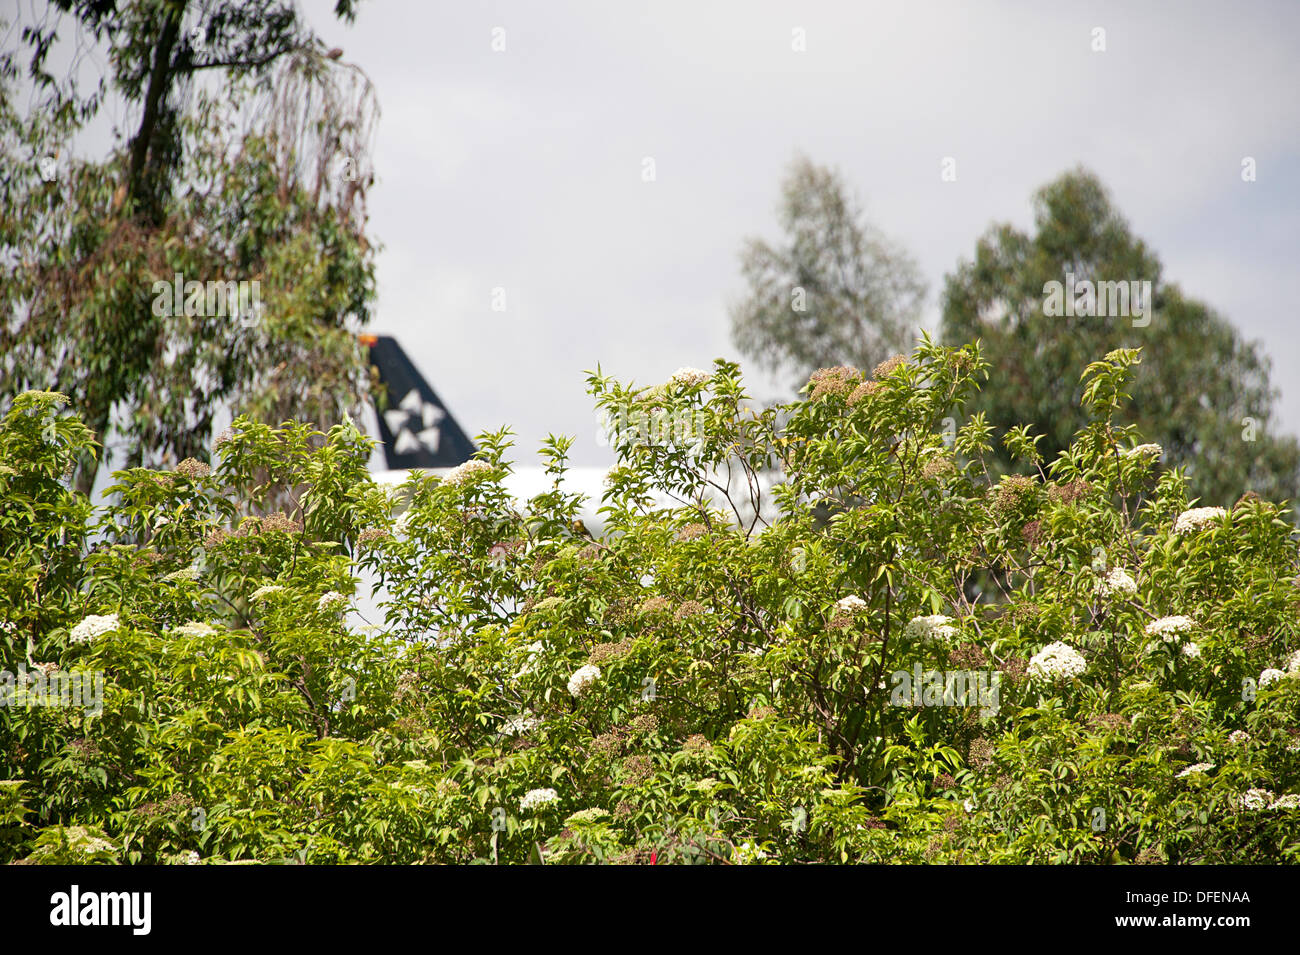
[1,342,1298,864]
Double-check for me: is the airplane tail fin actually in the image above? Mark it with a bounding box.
[362,334,477,469]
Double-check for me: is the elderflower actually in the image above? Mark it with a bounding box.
[668,367,710,388]
[1259,668,1287,688]
[1027,641,1087,683]
[835,595,868,616]
[1144,616,1194,642]
[904,614,958,644]
[442,460,494,487]
[317,591,347,611]
[1174,506,1227,534]
[1176,762,1215,779]
[519,788,559,812]
[56,826,116,855]
[1239,788,1274,811]
[172,621,216,638]
[567,663,601,697]
[731,841,769,864]
[498,713,541,737]
[1098,567,1137,596]
[1121,443,1163,459]
[250,584,284,601]
[69,613,119,645]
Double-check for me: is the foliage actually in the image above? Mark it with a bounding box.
[0,1,377,493]
[729,155,925,390]
[2,344,1298,864]
[940,167,1300,507]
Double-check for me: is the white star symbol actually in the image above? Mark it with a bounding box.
[384,389,445,454]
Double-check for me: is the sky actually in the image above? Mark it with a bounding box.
[24,0,1300,470]
[291,0,1300,468]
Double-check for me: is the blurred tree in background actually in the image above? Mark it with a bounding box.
[941,169,1299,507]
[729,155,925,390]
[732,158,1298,508]
[0,0,379,495]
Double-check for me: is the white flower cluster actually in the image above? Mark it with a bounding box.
[668,367,710,388]
[1259,667,1287,688]
[1286,649,1300,674]
[1227,729,1251,746]
[519,787,559,812]
[498,713,541,737]
[731,841,769,864]
[1121,443,1163,459]
[1144,615,1194,642]
[77,834,117,854]
[1174,506,1227,534]
[1181,642,1202,659]
[670,366,712,389]
[172,621,216,638]
[69,613,119,644]
[1269,793,1300,810]
[1098,567,1137,596]
[58,827,116,855]
[442,460,494,487]
[317,591,347,611]
[250,584,284,601]
[163,565,200,583]
[903,614,958,644]
[1027,641,1087,683]
[1239,788,1273,811]
[835,595,868,616]
[1176,762,1215,779]
[567,663,601,697]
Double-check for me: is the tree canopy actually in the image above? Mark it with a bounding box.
[1,0,378,495]
[729,155,925,390]
[940,168,1299,507]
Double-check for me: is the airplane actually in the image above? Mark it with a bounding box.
[358,333,612,531]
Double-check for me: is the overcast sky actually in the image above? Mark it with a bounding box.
[297,0,1298,467]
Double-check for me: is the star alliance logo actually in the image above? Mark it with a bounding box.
[384,389,444,455]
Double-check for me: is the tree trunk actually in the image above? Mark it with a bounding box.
[125,3,185,220]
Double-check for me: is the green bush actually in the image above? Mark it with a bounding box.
[1,340,1297,864]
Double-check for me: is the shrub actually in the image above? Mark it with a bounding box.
[1,340,1297,864]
